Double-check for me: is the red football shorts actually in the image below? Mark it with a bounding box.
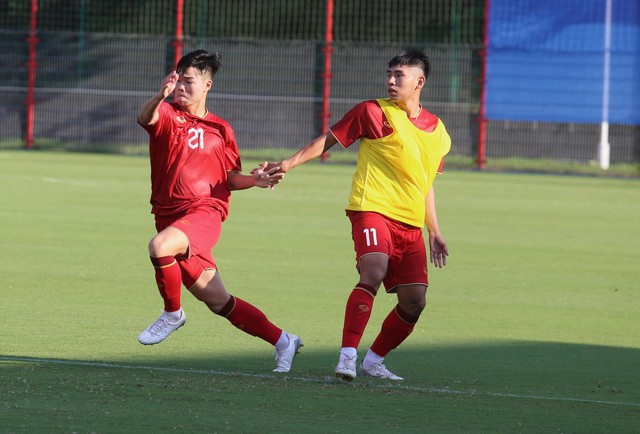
[154,207,222,289]
[348,210,428,292]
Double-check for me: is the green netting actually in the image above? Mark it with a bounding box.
[1,0,483,43]
[1,0,637,176]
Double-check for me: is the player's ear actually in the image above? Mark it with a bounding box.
[416,76,425,90]
[205,79,213,92]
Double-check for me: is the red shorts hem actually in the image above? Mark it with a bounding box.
[154,207,222,288]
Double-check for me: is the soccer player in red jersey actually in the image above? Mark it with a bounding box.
[267,49,451,380]
[137,50,302,373]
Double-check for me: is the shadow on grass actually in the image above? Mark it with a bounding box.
[1,341,639,433]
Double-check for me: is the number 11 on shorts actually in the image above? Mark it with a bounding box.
[363,228,378,246]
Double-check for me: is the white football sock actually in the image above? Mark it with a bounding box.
[275,331,289,352]
[163,308,183,323]
[362,349,384,368]
[340,347,357,359]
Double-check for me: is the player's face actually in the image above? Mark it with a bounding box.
[174,67,212,108]
[386,65,424,102]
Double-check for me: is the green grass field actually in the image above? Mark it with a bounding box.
[1,150,639,433]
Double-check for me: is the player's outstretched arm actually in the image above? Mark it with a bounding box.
[227,164,284,191]
[278,131,338,173]
[138,71,179,126]
[254,131,338,184]
[425,185,448,268]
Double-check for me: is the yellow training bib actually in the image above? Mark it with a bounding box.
[346,98,451,227]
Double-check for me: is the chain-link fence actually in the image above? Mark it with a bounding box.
[1,0,638,176]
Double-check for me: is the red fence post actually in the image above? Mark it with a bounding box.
[477,0,490,170]
[320,0,334,162]
[25,0,38,149]
[173,0,184,69]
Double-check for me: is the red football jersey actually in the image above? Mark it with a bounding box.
[142,102,241,220]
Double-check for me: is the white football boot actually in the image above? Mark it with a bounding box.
[335,353,358,382]
[360,361,404,381]
[273,333,303,373]
[138,310,186,345]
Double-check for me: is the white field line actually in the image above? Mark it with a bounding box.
[1,355,638,408]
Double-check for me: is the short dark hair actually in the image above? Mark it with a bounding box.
[176,50,221,78]
[388,49,431,79]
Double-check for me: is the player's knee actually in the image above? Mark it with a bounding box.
[148,233,175,257]
[358,255,388,287]
[358,267,386,287]
[400,298,426,318]
[414,298,427,313]
[148,236,163,256]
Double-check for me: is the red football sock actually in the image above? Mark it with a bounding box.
[217,296,282,345]
[150,256,182,312]
[341,283,377,348]
[370,305,419,357]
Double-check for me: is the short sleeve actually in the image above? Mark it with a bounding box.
[330,100,384,148]
[141,102,172,138]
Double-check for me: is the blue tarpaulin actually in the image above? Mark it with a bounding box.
[485,0,640,124]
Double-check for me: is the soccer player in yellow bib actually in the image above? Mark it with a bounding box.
[270,49,450,381]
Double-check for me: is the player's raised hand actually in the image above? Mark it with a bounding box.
[160,71,179,99]
[138,71,179,126]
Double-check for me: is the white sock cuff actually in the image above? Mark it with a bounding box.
[163,308,183,322]
[275,331,289,352]
[340,347,357,359]
[363,349,384,366]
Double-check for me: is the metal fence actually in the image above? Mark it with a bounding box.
[1,0,638,176]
